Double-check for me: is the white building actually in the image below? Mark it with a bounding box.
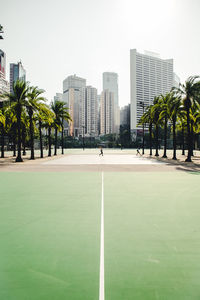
[103,72,120,133]
[63,75,86,137]
[82,86,98,136]
[0,49,9,100]
[100,90,114,135]
[130,49,174,133]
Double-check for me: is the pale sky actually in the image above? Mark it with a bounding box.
[1,0,200,107]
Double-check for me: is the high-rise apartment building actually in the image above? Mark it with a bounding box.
[82,86,98,136]
[63,75,86,137]
[100,90,114,135]
[103,72,120,133]
[10,61,26,93]
[130,49,174,133]
[0,49,9,101]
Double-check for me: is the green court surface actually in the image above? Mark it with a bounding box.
[104,172,200,300]
[0,173,101,300]
[0,171,200,299]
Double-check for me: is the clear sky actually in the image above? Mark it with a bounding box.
[1,0,200,106]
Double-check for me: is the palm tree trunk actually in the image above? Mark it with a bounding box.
[62,118,64,155]
[48,126,51,157]
[54,127,57,155]
[155,125,159,156]
[16,107,23,162]
[29,111,35,160]
[39,120,43,158]
[149,123,152,156]
[1,124,5,158]
[172,118,177,160]
[185,106,192,162]
[191,120,194,156]
[22,126,26,155]
[182,125,185,155]
[162,117,167,158]
[13,128,16,157]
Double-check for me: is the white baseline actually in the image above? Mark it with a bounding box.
[99,172,105,300]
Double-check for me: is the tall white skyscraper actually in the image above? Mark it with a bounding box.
[100,90,114,135]
[130,49,174,133]
[63,75,86,136]
[103,72,119,133]
[83,86,98,136]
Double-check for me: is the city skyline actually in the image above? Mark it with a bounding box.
[1,0,200,106]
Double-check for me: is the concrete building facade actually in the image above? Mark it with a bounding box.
[63,75,86,137]
[103,72,120,133]
[10,61,26,93]
[53,93,63,102]
[120,104,130,126]
[83,86,98,136]
[100,89,114,135]
[130,49,174,133]
[0,49,9,100]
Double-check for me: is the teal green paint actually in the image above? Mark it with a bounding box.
[0,173,101,300]
[104,172,200,300]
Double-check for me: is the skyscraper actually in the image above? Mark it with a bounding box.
[83,86,98,136]
[63,75,86,136]
[100,90,114,135]
[120,104,130,127]
[54,93,63,102]
[130,49,174,134]
[0,49,9,101]
[103,72,120,133]
[10,61,26,93]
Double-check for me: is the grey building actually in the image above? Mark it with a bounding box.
[120,104,130,126]
[100,89,114,135]
[103,72,120,133]
[63,75,86,137]
[10,61,26,93]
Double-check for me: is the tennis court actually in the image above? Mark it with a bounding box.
[0,151,200,299]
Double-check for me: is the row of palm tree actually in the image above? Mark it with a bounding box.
[0,80,71,162]
[139,76,200,162]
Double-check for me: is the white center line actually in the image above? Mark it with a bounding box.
[99,172,105,300]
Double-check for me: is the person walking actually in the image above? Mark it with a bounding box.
[136,147,142,156]
[99,147,103,156]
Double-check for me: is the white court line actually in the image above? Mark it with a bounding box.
[99,172,105,300]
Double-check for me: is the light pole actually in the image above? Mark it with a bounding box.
[139,101,145,155]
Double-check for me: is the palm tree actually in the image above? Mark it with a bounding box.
[51,100,71,156]
[43,109,55,157]
[26,86,45,160]
[168,92,182,160]
[35,103,51,158]
[21,110,29,156]
[174,76,200,162]
[5,80,28,162]
[152,96,162,156]
[139,105,153,155]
